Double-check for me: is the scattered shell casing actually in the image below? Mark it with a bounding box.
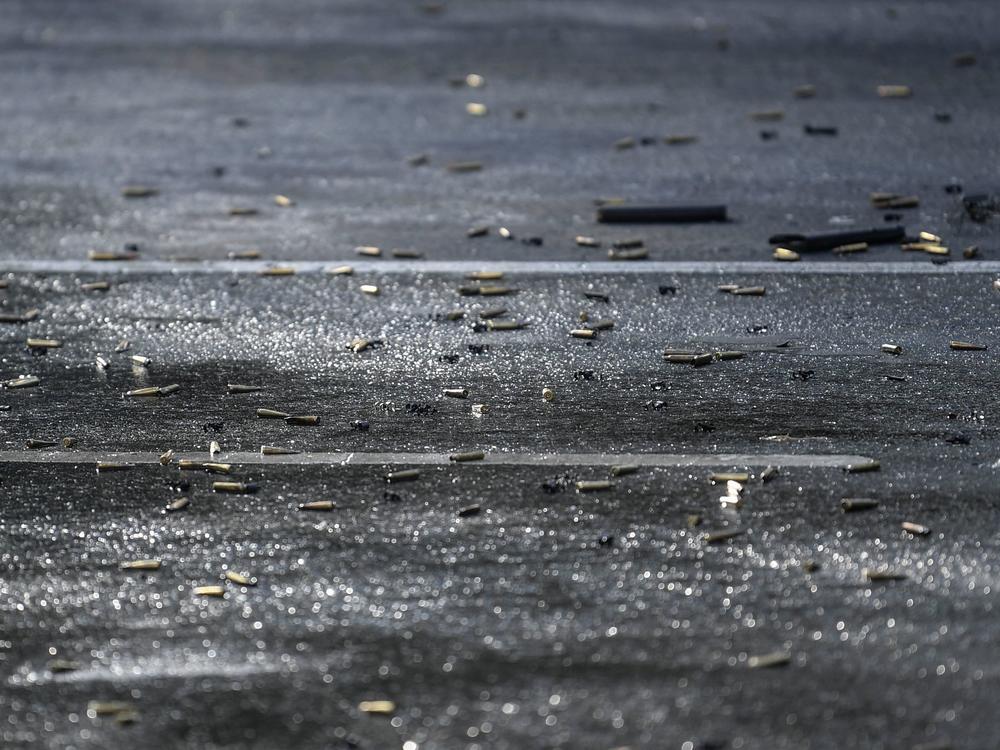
[121,185,157,198]
[257,408,290,418]
[841,498,879,512]
[81,281,111,292]
[159,384,180,395]
[360,284,380,295]
[356,246,382,257]
[610,465,638,477]
[358,700,396,715]
[351,338,370,353]
[47,659,81,673]
[467,270,504,280]
[773,247,800,262]
[570,328,595,339]
[881,344,902,355]
[446,310,466,320]
[465,102,488,116]
[864,568,907,581]
[326,264,354,276]
[449,451,485,462]
[919,231,942,243]
[274,194,294,207]
[487,320,526,331]
[711,472,750,483]
[407,153,429,167]
[949,340,987,351]
[166,497,189,512]
[26,337,60,349]
[62,437,76,448]
[964,245,979,259]
[479,285,514,296]
[96,462,133,472]
[748,652,791,669]
[877,84,912,98]
[228,249,261,259]
[443,388,468,398]
[902,242,949,255]
[259,266,296,276]
[88,250,138,261]
[833,242,868,254]
[125,387,161,397]
[193,585,225,597]
[607,247,649,261]
[130,355,151,367]
[115,339,130,353]
[466,225,489,238]
[458,504,482,517]
[902,521,930,536]
[665,353,697,364]
[730,286,766,296]
[446,161,483,173]
[224,571,257,586]
[213,481,258,494]
[88,701,134,717]
[4,375,40,389]
[228,384,263,394]
[285,415,319,425]
[874,194,919,209]
[209,441,221,457]
[750,110,784,121]
[542,387,555,402]
[760,465,779,482]
[478,307,506,320]
[26,439,57,449]
[386,469,420,482]
[705,528,745,544]
[178,460,232,474]
[95,355,110,369]
[590,319,615,331]
[299,500,335,511]
[465,73,485,87]
[575,236,600,247]
[576,480,613,492]
[120,559,161,571]
[613,136,636,150]
[391,249,422,259]
[845,460,881,473]
[261,445,299,455]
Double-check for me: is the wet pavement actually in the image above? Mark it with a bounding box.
[2,1,1000,749]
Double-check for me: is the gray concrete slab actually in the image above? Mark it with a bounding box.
[2,1,1000,749]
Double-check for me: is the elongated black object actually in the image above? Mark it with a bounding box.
[596,204,727,223]
[768,226,905,252]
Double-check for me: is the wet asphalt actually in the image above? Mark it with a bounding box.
[2,1,1000,749]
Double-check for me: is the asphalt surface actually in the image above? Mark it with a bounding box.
[2,1,1000,749]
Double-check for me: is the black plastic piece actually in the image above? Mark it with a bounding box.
[596,204,727,224]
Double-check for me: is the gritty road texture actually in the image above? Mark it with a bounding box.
[1,2,999,749]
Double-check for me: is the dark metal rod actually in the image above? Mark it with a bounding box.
[769,226,906,252]
[596,204,728,224]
